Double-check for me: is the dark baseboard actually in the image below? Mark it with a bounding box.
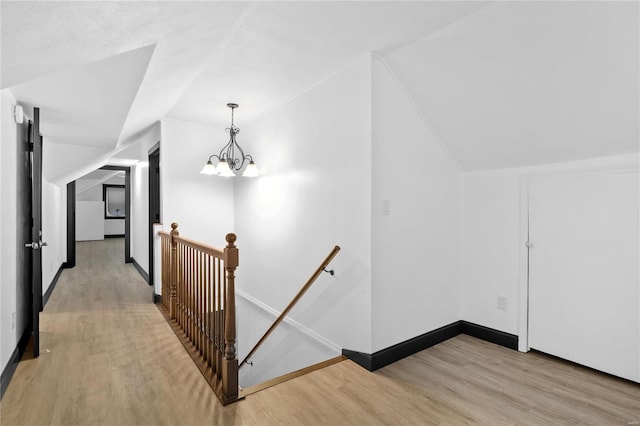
[130,257,149,284]
[43,263,64,308]
[343,320,518,372]
[62,261,75,269]
[461,321,518,350]
[154,294,162,304]
[341,349,373,371]
[1,326,31,399]
[104,234,125,238]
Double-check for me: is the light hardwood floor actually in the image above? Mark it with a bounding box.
[1,238,638,425]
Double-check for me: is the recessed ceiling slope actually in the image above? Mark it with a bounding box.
[385,1,639,171]
[167,1,488,125]
[11,45,155,150]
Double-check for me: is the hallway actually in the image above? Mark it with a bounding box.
[2,239,639,425]
[0,238,230,424]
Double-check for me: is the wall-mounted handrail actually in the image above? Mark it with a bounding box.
[239,245,341,369]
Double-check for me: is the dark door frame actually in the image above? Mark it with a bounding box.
[30,107,43,357]
[66,166,131,264]
[65,181,76,268]
[100,165,132,263]
[148,143,160,289]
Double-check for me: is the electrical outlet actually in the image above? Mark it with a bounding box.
[11,312,16,330]
[497,296,508,311]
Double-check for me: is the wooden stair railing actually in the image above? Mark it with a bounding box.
[239,245,341,369]
[158,223,239,405]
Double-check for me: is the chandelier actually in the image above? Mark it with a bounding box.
[200,103,260,177]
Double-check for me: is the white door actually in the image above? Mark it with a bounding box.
[528,170,639,382]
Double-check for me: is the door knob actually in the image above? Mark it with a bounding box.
[25,242,39,250]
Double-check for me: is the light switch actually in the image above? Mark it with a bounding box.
[383,199,390,216]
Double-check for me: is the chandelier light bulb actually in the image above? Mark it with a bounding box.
[242,161,260,177]
[200,160,218,175]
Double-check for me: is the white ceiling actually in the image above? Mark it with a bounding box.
[2,1,637,178]
[80,169,125,181]
[386,1,639,170]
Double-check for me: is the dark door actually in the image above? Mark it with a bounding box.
[28,107,44,357]
[17,118,32,358]
[148,147,160,288]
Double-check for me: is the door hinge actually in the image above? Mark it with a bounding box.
[525,241,533,248]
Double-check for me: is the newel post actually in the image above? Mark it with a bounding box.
[169,223,179,320]
[222,233,239,402]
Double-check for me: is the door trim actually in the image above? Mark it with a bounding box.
[65,181,76,268]
[148,142,160,288]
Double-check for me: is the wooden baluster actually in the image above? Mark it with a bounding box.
[181,245,185,329]
[216,257,222,379]
[204,254,209,364]
[199,253,202,353]
[169,223,179,319]
[199,251,204,356]
[164,237,168,310]
[187,248,191,342]
[177,244,182,327]
[177,244,181,327]
[221,233,238,401]
[210,257,214,370]
[189,247,192,344]
[211,256,215,369]
[192,248,196,346]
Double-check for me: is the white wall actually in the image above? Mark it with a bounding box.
[1,89,23,373]
[41,178,66,295]
[371,58,462,351]
[0,93,4,372]
[76,184,102,201]
[131,161,149,271]
[461,153,640,341]
[234,56,373,354]
[76,201,104,241]
[75,176,125,238]
[160,118,234,245]
[461,172,520,334]
[104,219,125,236]
[114,122,160,277]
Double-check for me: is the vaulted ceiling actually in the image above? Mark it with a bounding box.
[2,1,637,182]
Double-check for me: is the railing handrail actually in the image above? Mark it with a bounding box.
[158,230,226,258]
[239,245,341,369]
[158,223,239,405]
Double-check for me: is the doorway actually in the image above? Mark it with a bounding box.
[98,165,131,263]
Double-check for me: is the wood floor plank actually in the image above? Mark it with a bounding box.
[1,238,638,425]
